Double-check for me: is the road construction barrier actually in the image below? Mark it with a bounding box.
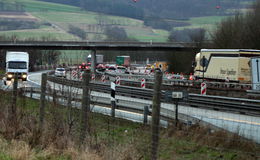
[141,78,146,88]
[72,70,77,78]
[116,76,120,85]
[201,82,207,95]
[92,74,95,81]
[101,75,106,83]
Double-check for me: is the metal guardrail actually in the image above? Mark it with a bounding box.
[21,86,201,125]
[98,71,253,91]
[46,75,260,116]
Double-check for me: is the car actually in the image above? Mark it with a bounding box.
[55,68,66,78]
[106,64,117,72]
[116,66,128,73]
[78,63,90,71]
[145,64,152,70]
[96,64,106,71]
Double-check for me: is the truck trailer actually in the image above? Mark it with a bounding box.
[5,51,29,81]
[116,56,130,67]
[193,49,260,83]
[87,54,104,64]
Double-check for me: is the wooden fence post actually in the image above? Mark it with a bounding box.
[9,73,18,120]
[30,87,33,98]
[80,70,91,143]
[151,70,162,160]
[39,73,47,131]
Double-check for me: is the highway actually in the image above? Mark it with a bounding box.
[1,71,260,144]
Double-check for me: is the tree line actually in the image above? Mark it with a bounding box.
[166,0,260,73]
[211,0,260,49]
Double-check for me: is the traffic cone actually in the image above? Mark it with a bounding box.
[189,73,194,80]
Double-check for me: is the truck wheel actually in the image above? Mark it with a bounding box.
[22,78,27,81]
[3,80,7,85]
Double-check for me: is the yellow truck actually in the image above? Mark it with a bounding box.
[193,49,260,83]
[155,61,168,72]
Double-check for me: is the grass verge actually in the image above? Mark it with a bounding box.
[0,88,259,160]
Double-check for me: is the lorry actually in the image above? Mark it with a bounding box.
[155,61,168,72]
[87,54,104,64]
[116,56,130,67]
[5,51,29,81]
[193,49,260,83]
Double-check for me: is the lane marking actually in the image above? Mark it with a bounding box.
[218,117,260,126]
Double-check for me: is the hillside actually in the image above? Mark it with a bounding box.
[0,0,169,42]
[0,0,256,42]
[38,0,256,19]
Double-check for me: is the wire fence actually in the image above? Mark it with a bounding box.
[0,71,260,160]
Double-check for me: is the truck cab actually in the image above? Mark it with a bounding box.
[6,51,29,81]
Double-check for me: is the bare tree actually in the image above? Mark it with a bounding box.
[211,0,260,49]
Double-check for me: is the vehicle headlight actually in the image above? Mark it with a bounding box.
[22,74,27,78]
[7,74,12,78]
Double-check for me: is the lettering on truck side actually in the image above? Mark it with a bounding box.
[220,68,236,75]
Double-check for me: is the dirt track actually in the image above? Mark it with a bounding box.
[0,12,38,21]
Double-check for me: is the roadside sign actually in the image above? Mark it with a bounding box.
[164,91,188,102]
[251,57,260,90]
[172,92,183,99]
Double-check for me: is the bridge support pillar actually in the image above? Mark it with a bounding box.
[91,50,96,74]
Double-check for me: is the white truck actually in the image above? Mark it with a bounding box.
[193,49,260,82]
[5,51,29,81]
[87,54,104,64]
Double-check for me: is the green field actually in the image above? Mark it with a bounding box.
[0,0,253,43]
[0,0,152,42]
[174,16,229,31]
[0,27,80,41]
[0,0,238,42]
[6,0,80,13]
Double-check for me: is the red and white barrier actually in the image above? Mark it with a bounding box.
[101,75,106,83]
[79,72,83,80]
[91,74,95,80]
[116,76,120,85]
[141,78,146,88]
[201,82,207,95]
[72,70,77,78]
[180,73,184,80]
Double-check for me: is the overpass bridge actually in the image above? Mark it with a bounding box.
[0,41,198,73]
[0,41,197,51]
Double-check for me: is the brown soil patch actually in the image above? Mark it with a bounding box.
[0,12,39,21]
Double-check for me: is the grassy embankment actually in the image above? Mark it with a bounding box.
[0,88,259,160]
